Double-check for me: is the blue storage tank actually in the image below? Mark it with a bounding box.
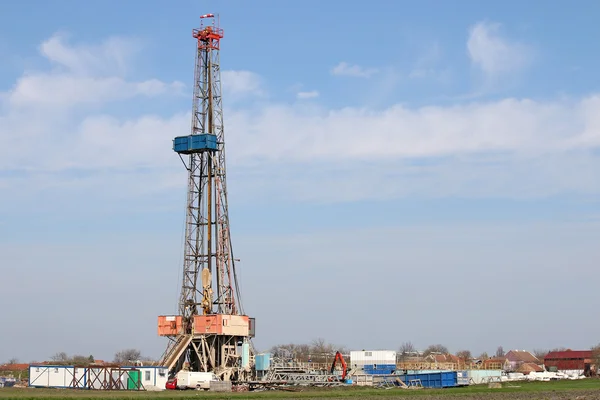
[255,353,271,371]
[173,134,218,153]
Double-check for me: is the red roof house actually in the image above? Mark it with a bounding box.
[517,362,544,374]
[505,350,540,370]
[544,350,593,371]
[0,364,29,372]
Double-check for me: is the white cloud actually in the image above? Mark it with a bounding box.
[296,90,319,100]
[331,62,378,78]
[226,97,598,163]
[221,95,600,201]
[221,70,263,98]
[0,32,185,175]
[8,74,182,109]
[0,106,188,172]
[40,33,140,76]
[2,33,600,207]
[467,21,533,77]
[3,33,183,112]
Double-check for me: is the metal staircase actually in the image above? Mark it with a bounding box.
[159,335,193,371]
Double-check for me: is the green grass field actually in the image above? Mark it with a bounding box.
[1,379,600,400]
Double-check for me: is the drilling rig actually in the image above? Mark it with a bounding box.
[157,14,255,382]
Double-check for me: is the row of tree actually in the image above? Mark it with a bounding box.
[397,342,480,360]
[270,338,347,363]
[399,342,600,361]
[49,349,149,364]
[49,352,95,365]
[269,339,600,364]
[2,349,149,366]
[5,342,600,366]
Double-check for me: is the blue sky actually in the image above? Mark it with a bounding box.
[1,0,600,363]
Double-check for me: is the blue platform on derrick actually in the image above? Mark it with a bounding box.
[173,134,218,153]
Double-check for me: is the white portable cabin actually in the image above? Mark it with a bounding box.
[122,365,169,391]
[28,364,169,391]
[29,365,86,388]
[350,350,397,368]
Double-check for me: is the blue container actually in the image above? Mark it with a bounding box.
[396,371,457,388]
[190,135,205,146]
[362,363,396,375]
[173,136,191,153]
[173,134,218,153]
[173,137,187,146]
[441,371,456,387]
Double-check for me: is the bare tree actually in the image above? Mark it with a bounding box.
[399,342,415,354]
[113,349,142,364]
[423,344,449,357]
[495,346,505,358]
[51,352,69,363]
[478,352,489,360]
[398,342,416,362]
[8,358,19,364]
[311,338,333,355]
[533,349,549,360]
[309,338,345,363]
[297,344,312,360]
[456,350,472,361]
[270,343,296,359]
[271,343,310,360]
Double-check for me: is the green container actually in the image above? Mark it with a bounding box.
[127,371,140,390]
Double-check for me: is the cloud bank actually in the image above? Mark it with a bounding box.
[1,26,599,207]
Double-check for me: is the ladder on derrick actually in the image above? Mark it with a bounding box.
[159,335,193,371]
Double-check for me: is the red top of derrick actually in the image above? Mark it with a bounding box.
[193,13,223,50]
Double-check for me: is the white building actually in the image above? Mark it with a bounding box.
[350,350,397,368]
[123,366,169,391]
[28,365,168,391]
[29,365,86,389]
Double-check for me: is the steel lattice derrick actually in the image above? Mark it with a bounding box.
[159,14,254,381]
[170,15,236,325]
[176,15,239,320]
